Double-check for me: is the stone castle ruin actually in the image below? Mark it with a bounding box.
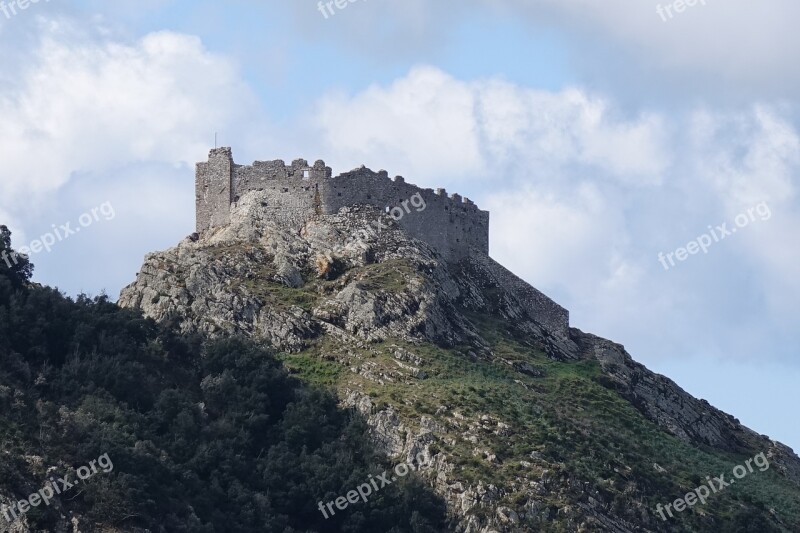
[196,147,489,262]
[195,147,569,334]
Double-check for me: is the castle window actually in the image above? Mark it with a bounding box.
[338,192,342,197]
[303,170,310,179]
[282,188,289,193]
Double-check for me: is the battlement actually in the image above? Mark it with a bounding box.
[196,147,489,261]
[242,157,333,181]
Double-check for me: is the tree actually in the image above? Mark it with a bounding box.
[0,225,33,286]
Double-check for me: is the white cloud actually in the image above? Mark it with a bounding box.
[521,0,800,88]
[0,26,257,203]
[687,107,800,318]
[476,82,669,184]
[487,182,628,292]
[690,106,799,208]
[500,104,799,363]
[315,66,485,179]
[314,66,668,186]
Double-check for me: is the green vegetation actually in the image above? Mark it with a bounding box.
[0,225,33,286]
[277,349,344,386]
[355,259,417,292]
[243,277,320,311]
[331,313,800,531]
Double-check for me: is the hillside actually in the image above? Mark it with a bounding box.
[0,225,448,532]
[116,190,800,532]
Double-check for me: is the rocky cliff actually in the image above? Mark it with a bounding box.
[120,190,800,532]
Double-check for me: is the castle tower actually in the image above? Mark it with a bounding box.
[196,147,233,232]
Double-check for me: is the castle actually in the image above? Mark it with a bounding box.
[196,147,490,261]
[195,148,570,335]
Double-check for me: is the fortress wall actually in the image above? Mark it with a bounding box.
[232,160,289,194]
[322,169,489,261]
[230,160,332,227]
[232,159,332,197]
[472,254,570,336]
[240,180,322,228]
[255,193,320,228]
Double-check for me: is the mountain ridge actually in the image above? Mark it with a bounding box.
[118,188,800,532]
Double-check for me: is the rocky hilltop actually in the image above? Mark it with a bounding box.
[120,188,800,532]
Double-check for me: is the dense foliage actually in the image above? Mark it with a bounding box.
[0,230,448,532]
[0,225,33,287]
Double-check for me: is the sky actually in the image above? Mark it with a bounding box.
[0,0,798,450]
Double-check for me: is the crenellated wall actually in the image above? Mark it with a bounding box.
[196,148,490,261]
[321,167,489,261]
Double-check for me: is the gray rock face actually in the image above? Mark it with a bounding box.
[119,189,800,532]
[121,191,566,353]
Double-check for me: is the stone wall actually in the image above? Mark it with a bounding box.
[322,167,489,261]
[469,253,570,336]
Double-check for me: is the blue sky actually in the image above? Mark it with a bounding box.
[1,0,798,450]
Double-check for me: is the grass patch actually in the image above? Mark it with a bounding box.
[355,259,417,292]
[278,349,344,387]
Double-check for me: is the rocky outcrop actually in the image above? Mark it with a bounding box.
[120,191,564,354]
